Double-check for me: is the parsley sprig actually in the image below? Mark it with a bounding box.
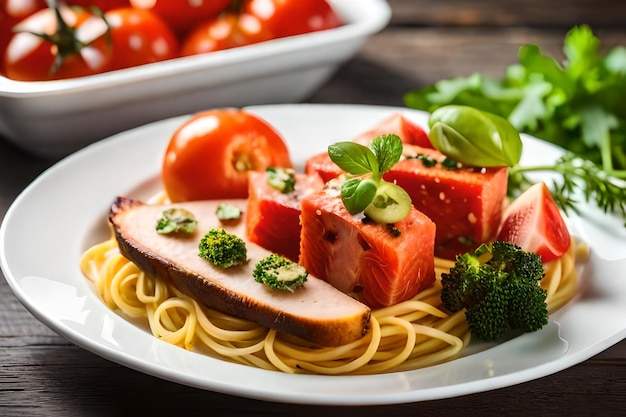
[405,24,626,225]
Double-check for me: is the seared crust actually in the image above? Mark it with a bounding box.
[109,197,370,347]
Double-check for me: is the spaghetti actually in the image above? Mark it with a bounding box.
[79,231,585,375]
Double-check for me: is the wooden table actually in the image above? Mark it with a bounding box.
[2,1,625,415]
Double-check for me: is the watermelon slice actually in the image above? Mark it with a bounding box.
[299,187,436,308]
[246,170,324,262]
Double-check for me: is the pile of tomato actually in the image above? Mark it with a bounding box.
[0,0,342,81]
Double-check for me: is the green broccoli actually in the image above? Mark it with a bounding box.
[253,253,308,292]
[198,228,247,268]
[440,241,548,341]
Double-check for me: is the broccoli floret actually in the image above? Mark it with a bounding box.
[253,253,308,292]
[440,241,548,341]
[198,228,247,268]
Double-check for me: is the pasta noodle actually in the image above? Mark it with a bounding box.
[79,231,586,375]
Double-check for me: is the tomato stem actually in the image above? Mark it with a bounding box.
[15,0,111,76]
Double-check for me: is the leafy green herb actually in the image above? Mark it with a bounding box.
[265,167,296,193]
[408,153,438,167]
[404,25,626,223]
[441,157,460,170]
[428,105,522,167]
[216,203,242,222]
[328,134,412,223]
[156,208,197,234]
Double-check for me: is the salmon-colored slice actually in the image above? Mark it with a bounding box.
[245,170,324,262]
[351,112,433,148]
[304,152,343,183]
[386,144,508,259]
[305,112,432,183]
[299,187,436,309]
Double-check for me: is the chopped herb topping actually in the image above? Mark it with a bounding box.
[216,203,242,221]
[253,253,308,292]
[441,157,460,169]
[266,167,296,193]
[156,208,197,234]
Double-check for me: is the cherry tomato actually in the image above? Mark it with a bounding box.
[129,0,231,37]
[104,7,179,71]
[0,0,47,74]
[4,5,112,81]
[243,0,343,38]
[66,1,131,12]
[181,12,273,56]
[1,0,46,19]
[497,182,571,263]
[162,109,293,202]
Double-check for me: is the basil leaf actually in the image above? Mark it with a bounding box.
[428,105,522,167]
[341,178,377,215]
[328,142,378,175]
[370,134,403,174]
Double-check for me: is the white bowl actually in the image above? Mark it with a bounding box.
[0,0,391,159]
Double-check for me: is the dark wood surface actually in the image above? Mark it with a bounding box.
[2,1,626,416]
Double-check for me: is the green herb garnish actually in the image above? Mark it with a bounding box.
[266,167,296,193]
[216,203,242,221]
[405,25,626,223]
[156,208,197,234]
[328,134,412,223]
[252,253,308,292]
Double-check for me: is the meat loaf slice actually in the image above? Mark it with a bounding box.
[109,197,370,347]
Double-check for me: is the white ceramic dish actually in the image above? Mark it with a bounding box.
[0,0,390,159]
[2,104,625,406]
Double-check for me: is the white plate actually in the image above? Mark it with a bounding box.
[2,104,626,406]
[0,0,390,159]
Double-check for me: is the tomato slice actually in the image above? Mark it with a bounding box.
[162,109,293,202]
[497,182,571,263]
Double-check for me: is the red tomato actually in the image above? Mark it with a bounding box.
[66,0,131,12]
[162,109,293,202]
[1,0,46,18]
[497,182,571,263]
[129,0,231,37]
[4,5,112,81]
[0,0,47,73]
[243,0,343,38]
[181,12,273,56]
[104,7,179,71]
